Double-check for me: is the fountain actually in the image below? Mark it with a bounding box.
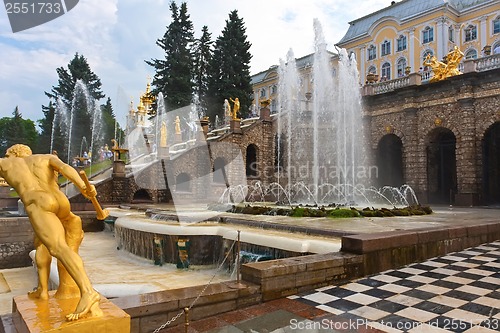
[51,80,104,174]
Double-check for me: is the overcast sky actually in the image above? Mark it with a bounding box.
[0,0,390,127]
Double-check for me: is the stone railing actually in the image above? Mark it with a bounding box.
[372,75,410,94]
[363,53,500,96]
[475,53,500,72]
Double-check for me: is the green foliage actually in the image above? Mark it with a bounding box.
[207,10,253,121]
[327,209,361,218]
[193,25,213,115]
[41,53,106,161]
[0,107,38,156]
[146,1,195,110]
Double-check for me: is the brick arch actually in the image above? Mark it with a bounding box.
[372,127,406,150]
[245,143,259,178]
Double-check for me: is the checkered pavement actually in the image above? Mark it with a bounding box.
[290,241,500,332]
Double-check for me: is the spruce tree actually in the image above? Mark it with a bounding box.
[146,1,195,111]
[41,53,105,162]
[207,10,253,121]
[193,25,213,116]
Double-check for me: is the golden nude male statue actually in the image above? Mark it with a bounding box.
[229,97,240,120]
[0,144,101,321]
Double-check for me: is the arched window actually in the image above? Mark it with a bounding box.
[367,66,376,74]
[246,144,258,177]
[368,45,377,60]
[464,25,477,42]
[213,157,226,184]
[465,49,477,59]
[396,35,407,51]
[397,58,407,77]
[494,16,500,34]
[422,26,434,44]
[176,173,191,192]
[422,50,433,71]
[381,40,391,56]
[381,62,391,80]
[260,88,266,98]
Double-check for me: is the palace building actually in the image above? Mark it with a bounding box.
[337,0,500,83]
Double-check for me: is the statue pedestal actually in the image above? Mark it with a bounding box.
[174,133,183,144]
[157,146,170,159]
[12,292,130,333]
[112,160,126,178]
[230,119,242,133]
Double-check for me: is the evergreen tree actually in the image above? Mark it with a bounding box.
[41,53,105,162]
[207,10,253,121]
[0,107,38,156]
[146,1,195,111]
[193,25,213,116]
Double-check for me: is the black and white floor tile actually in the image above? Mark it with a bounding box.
[290,241,500,332]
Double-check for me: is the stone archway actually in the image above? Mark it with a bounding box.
[482,122,500,204]
[132,189,153,203]
[246,144,258,178]
[426,128,457,204]
[213,157,227,185]
[376,134,404,187]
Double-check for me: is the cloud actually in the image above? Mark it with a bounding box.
[0,0,390,130]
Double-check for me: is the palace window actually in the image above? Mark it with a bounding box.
[493,17,500,34]
[260,88,266,98]
[465,49,477,59]
[271,85,277,95]
[448,26,454,42]
[422,26,434,44]
[464,25,477,42]
[396,35,407,51]
[381,62,391,80]
[422,50,433,70]
[367,66,376,74]
[397,58,407,77]
[368,45,377,60]
[381,40,391,56]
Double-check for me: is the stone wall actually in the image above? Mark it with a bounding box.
[366,68,500,205]
[0,218,33,269]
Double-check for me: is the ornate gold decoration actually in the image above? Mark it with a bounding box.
[434,117,442,126]
[260,98,271,108]
[385,125,393,134]
[423,46,464,83]
[175,116,181,134]
[229,97,240,120]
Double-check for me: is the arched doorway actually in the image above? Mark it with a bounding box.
[213,157,227,184]
[176,173,191,192]
[246,144,258,178]
[482,122,500,204]
[377,134,404,187]
[426,128,457,204]
[132,189,152,203]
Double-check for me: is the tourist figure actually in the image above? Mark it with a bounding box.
[0,144,102,321]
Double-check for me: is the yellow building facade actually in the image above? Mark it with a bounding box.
[250,52,338,113]
[336,0,500,83]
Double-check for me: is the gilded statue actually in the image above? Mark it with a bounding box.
[229,97,240,120]
[0,144,102,321]
[160,121,167,147]
[175,116,181,135]
[423,46,464,83]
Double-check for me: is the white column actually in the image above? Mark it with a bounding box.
[408,28,415,72]
[480,15,487,48]
[436,17,446,60]
[359,46,366,82]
